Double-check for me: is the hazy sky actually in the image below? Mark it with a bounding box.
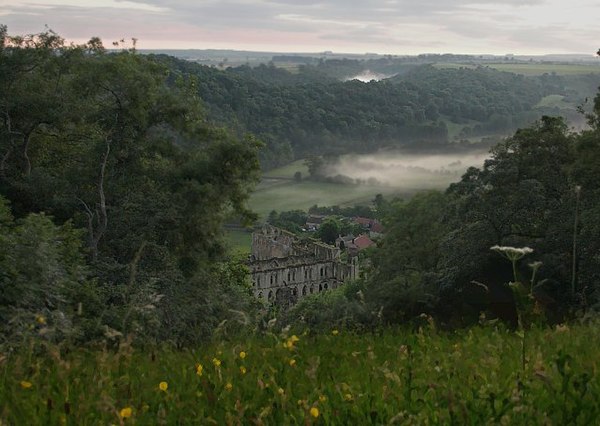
[1,0,599,55]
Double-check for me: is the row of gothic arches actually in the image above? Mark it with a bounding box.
[253,264,335,289]
[257,281,334,302]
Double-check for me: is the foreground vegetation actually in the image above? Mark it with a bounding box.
[2,323,599,424]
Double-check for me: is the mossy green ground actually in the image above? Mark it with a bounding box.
[2,323,599,424]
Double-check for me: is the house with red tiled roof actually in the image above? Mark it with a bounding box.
[353,217,384,237]
[345,234,375,257]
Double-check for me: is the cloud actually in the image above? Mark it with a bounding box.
[1,0,599,54]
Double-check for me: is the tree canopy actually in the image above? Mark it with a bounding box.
[0,28,261,346]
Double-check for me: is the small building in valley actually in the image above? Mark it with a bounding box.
[248,225,358,307]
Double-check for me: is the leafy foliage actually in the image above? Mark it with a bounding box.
[0,29,260,346]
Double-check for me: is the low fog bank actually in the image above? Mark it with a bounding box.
[323,151,489,189]
[346,70,395,82]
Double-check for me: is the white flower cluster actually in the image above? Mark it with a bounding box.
[490,245,534,261]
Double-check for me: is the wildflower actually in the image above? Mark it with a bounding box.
[490,245,534,260]
[35,315,46,325]
[240,366,247,375]
[159,381,168,392]
[284,335,300,350]
[491,245,534,283]
[196,364,203,376]
[319,395,327,403]
[289,359,297,367]
[528,261,543,271]
[225,383,233,392]
[20,380,32,389]
[310,407,320,418]
[212,358,221,367]
[119,407,132,418]
[239,351,247,359]
[277,387,285,395]
[344,393,353,402]
[331,329,339,336]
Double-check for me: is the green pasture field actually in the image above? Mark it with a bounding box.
[3,322,599,424]
[262,159,309,179]
[251,157,466,221]
[248,179,409,221]
[434,62,600,76]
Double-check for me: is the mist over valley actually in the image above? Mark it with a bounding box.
[321,150,489,189]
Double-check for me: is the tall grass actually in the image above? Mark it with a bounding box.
[2,323,599,424]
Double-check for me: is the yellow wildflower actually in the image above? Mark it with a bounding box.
[35,315,46,325]
[119,407,132,418]
[20,380,32,389]
[225,382,233,392]
[277,387,285,395]
[240,366,247,375]
[196,363,203,376]
[319,395,327,403]
[331,329,339,336]
[159,381,168,392]
[344,393,353,402]
[310,407,320,418]
[212,358,221,367]
[289,359,296,367]
[284,335,300,350]
[239,351,247,359]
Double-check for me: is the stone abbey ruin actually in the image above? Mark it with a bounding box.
[248,225,359,307]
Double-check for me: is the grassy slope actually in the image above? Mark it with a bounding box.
[2,323,599,424]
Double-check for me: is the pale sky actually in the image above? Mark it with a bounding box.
[1,0,599,55]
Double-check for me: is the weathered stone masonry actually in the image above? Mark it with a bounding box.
[248,225,358,306]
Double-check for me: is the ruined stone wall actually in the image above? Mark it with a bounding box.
[251,225,297,260]
[248,225,358,306]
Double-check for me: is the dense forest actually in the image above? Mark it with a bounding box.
[0,28,261,346]
[1,27,600,350]
[157,55,600,169]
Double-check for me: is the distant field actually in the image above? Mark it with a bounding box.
[251,155,479,221]
[434,62,600,76]
[535,94,574,110]
[249,179,408,221]
[262,159,309,179]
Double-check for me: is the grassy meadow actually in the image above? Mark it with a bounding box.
[250,156,466,221]
[2,322,599,424]
[249,179,407,221]
[434,62,600,76]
